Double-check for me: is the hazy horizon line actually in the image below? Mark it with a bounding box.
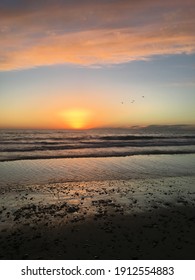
[0,124,195,131]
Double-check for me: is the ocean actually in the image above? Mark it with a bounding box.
[0,127,195,187]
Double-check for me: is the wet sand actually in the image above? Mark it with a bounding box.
[0,176,195,260]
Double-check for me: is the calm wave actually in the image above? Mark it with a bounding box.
[0,127,195,161]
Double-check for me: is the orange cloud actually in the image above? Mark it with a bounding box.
[0,0,195,70]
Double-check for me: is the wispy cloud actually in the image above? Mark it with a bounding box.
[0,0,195,70]
[166,81,195,87]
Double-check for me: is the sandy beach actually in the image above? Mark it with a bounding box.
[0,175,195,260]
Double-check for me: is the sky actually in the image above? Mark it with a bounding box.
[0,0,195,129]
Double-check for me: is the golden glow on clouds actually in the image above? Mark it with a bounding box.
[0,0,195,129]
[1,29,195,71]
[0,0,195,70]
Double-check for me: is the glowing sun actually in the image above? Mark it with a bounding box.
[61,109,91,129]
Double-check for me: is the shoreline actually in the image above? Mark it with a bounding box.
[0,176,195,259]
[1,149,195,163]
[1,154,195,188]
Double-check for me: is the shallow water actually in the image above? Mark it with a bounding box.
[0,154,194,188]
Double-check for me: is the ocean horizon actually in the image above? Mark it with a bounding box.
[0,126,195,188]
[1,126,195,162]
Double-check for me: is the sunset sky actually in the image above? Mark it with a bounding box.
[0,0,195,129]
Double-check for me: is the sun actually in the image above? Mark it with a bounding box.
[60,109,91,129]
